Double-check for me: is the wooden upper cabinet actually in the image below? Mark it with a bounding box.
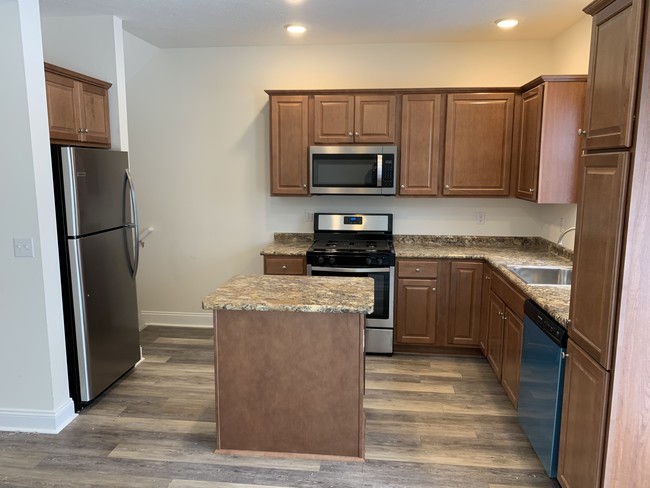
[557,340,610,488]
[516,77,587,203]
[45,63,111,148]
[270,95,309,195]
[399,94,444,196]
[443,93,514,196]
[447,261,483,346]
[583,0,644,150]
[569,152,630,370]
[314,94,396,144]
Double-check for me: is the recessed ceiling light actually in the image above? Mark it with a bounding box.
[285,24,306,34]
[495,18,519,29]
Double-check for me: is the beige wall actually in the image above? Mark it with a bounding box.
[124,25,590,326]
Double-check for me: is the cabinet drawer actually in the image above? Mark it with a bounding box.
[264,256,305,275]
[398,260,438,278]
[491,270,527,318]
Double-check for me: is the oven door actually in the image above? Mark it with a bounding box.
[308,266,394,326]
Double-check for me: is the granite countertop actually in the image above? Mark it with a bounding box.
[202,274,374,314]
[260,233,573,325]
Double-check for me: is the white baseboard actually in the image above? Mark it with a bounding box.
[140,310,213,329]
[0,399,76,434]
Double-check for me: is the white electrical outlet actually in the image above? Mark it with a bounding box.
[304,211,314,222]
[14,237,34,258]
[476,212,486,225]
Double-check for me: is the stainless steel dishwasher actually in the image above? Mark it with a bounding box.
[518,299,568,478]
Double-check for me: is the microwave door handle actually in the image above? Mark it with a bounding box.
[376,154,383,187]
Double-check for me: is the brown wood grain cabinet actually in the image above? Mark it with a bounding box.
[500,310,523,408]
[486,291,506,378]
[313,94,397,144]
[44,63,111,148]
[263,256,306,275]
[515,77,587,203]
[399,94,444,196]
[443,93,515,196]
[478,266,492,355]
[269,95,310,195]
[583,0,644,150]
[447,261,483,346]
[395,260,439,345]
[569,152,629,371]
[557,340,610,488]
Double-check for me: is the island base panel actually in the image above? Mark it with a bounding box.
[214,309,365,459]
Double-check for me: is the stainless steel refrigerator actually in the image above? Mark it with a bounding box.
[52,146,141,410]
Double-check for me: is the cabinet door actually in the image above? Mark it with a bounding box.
[569,152,629,370]
[45,71,82,142]
[557,340,610,488]
[516,85,544,201]
[79,81,111,146]
[486,291,505,378]
[270,96,309,195]
[313,95,355,144]
[501,309,523,407]
[354,95,397,144]
[395,278,437,345]
[447,261,483,346]
[399,94,443,196]
[583,0,644,150]
[443,93,514,196]
[479,267,492,355]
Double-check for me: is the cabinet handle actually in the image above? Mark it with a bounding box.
[355,132,359,136]
[348,132,353,137]
[282,265,287,270]
[431,287,436,292]
[485,275,491,280]
[78,129,84,133]
[577,129,586,136]
[562,351,570,359]
[303,184,307,188]
[529,188,534,192]
[400,184,405,189]
[444,184,450,189]
[415,268,421,272]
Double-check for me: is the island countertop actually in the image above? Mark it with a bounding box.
[202,274,374,314]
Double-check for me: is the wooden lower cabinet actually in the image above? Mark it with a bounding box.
[500,311,523,407]
[447,261,483,346]
[395,277,438,345]
[478,267,492,354]
[263,255,305,275]
[486,292,506,378]
[557,339,610,488]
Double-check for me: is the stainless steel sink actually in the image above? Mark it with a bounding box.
[506,265,572,286]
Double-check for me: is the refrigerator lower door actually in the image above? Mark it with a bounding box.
[68,227,141,402]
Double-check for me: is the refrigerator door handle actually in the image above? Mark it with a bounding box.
[125,169,140,277]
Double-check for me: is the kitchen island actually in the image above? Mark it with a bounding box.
[202,274,374,460]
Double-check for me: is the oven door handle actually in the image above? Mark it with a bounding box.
[310,266,392,274]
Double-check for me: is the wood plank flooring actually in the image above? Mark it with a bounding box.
[0,326,557,487]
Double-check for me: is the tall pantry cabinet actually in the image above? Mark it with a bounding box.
[557,0,650,487]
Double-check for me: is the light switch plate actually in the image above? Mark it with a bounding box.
[14,238,34,258]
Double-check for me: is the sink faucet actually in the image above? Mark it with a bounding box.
[557,226,577,246]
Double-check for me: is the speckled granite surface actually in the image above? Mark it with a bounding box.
[259,233,574,325]
[394,236,573,326]
[202,274,374,314]
[260,233,313,256]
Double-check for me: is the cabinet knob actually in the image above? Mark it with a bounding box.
[431,287,436,292]
[485,275,491,280]
[415,267,421,272]
[78,129,84,133]
[355,132,360,136]
[445,184,450,189]
[348,132,353,137]
[577,129,586,136]
[562,351,570,359]
[282,265,287,270]
[400,184,405,189]
[303,184,307,188]
[529,188,534,192]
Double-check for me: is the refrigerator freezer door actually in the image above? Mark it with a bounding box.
[61,147,131,237]
[68,227,141,402]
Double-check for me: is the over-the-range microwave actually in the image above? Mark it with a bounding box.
[309,145,398,195]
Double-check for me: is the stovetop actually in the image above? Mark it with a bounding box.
[308,239,393,254]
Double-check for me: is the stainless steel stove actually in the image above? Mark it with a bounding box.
[306,213,395,354]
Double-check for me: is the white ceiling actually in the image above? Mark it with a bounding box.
[39,0,589,49]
